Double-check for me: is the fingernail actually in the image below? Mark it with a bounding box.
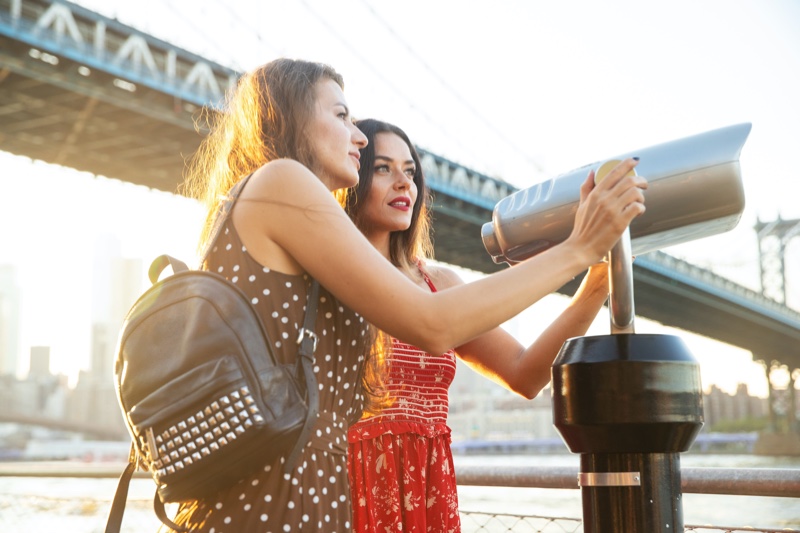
[632,156,640,161]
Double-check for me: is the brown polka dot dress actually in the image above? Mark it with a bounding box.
[164,219,370,532]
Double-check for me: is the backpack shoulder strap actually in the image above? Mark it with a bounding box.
[284,279,321,472]
[148,255,189,284]
[104,447,137,533]
[198,173,254,268]
[106,446,189,532]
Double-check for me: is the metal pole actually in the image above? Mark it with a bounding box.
[608,227,635,334]
[579,453,683,532]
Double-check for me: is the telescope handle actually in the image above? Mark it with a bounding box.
[595,160,636,334]
[608,228,635,334]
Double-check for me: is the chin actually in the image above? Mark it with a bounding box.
[339,177,358,190]
[339,169,359,188]
[323,172,358,191]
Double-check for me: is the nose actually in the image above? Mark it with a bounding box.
[394,175,409,190]
[351,123,368,148]
[393,169,413,190]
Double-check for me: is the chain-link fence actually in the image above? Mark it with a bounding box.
[1,492,798,533]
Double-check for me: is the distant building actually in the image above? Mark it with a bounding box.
[89,235,143,378]
[448,360,558,443]
[28,346,50,377]
[66,236,141,436]
[0,346,65,420]
[704,383,767,428]
[0,264,21,377]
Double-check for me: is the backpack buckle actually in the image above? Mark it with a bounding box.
[296,328,318,352]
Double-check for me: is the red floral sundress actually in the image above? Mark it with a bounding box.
[347,269,460,532]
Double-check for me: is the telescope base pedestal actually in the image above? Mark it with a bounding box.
[580,452,683,533]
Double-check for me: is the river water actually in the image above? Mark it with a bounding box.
[1,453,798,532]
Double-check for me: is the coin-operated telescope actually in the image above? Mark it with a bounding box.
[482,123,751,532]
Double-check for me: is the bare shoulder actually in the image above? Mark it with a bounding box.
[231,159,341,274]
[424,263,465,290]
[243,159,324,200]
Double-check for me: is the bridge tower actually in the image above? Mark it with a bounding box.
[754,217,800,449]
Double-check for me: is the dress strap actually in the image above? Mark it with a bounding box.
[416,260,438,293]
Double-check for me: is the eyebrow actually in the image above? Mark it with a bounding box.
[375,155,415,166]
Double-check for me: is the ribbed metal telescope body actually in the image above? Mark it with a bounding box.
[481,123,751,265]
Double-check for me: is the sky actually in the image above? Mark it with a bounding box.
[2,0,799,398]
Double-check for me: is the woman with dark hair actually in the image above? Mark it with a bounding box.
[345,119,614,532]
[343,119,434,276]
[169,57,645,531]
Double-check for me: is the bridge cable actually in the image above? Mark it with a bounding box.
[290,0,519,180]
[160,0,252,72]
[356,0,545,175]
[182,0,286,68]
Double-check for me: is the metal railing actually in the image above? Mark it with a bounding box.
[455,464,800,532]
[1,462,799,532]
[455,464,800,498]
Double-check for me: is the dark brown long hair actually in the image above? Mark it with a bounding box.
[345,119,434,275]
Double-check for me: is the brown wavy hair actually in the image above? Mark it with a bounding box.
[182,58,346,245]
[181,57,384,414]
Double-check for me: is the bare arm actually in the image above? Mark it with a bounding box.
[431,263,609,399]
[233,158,645,355]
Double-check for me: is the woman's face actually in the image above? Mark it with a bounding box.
[306,78,367,190]
[360,132,418,239]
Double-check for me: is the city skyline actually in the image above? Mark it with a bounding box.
[0,329,775,449]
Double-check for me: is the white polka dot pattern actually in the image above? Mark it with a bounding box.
[169,219,370,532]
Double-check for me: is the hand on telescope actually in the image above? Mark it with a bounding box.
[567,157,647,265]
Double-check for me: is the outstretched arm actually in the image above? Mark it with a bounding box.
[233,158,644,355]
[432,263,609,399]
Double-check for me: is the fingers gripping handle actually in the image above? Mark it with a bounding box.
[595,160,636,334]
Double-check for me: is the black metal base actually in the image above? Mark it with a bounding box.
[551,334,704,532]
[580,452,683,533]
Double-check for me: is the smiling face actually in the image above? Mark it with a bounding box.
[359,132,419,244]
[306,78,368,190]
